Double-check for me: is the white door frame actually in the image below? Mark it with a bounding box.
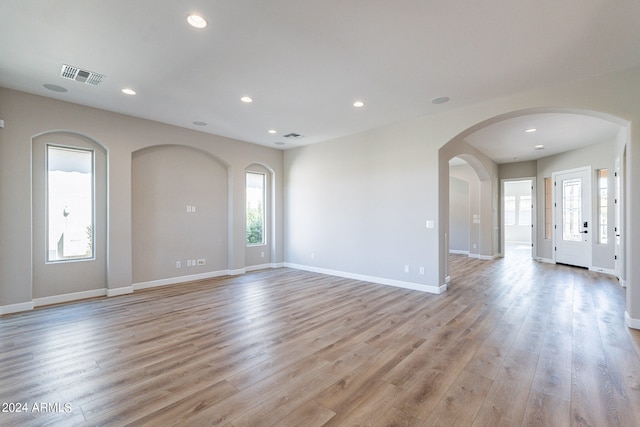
[553,166,592,268]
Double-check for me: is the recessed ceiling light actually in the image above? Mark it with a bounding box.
[43,83,68,93]
[353,100,365,108]
[122,88,136,95]
[240,96,253,103]
[431,96,450,104]
[193,121,207,126]
[534,144,545,150]
[187,14,207,29]
[525,128,537,133]
[268,129,277,134]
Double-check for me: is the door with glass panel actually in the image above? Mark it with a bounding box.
[554,168,591,268]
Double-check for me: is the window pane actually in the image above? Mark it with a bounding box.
[246,172,265,245]
[598,169,608,244]
[47,146,94,261]
[504,196,516,226]
[562,178,581,242]
[518,195,532,226]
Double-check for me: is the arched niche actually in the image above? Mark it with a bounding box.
[131,144,231,284]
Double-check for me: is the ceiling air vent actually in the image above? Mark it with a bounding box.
[283,132,302,139]
[60,64,105,86]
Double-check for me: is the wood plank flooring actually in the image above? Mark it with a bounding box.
[2,248,640,426]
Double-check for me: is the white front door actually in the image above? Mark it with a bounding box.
[554,168,591,268]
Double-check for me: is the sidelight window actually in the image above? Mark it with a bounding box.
[597,169,608,244]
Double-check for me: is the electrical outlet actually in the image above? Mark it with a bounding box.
[197,259,206,266]
[404,265,409,273]
[419,267,425,275]
[187,260,192,267]
[176,261,181,268]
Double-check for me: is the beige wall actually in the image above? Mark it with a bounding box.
[0,88,284,310]
[2,66,640,328]
[285,66,640,325]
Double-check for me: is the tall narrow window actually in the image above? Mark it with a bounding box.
[597,169,608,244]
[47,145,94,261]
[544,177,552,239]
[246,171,265,245]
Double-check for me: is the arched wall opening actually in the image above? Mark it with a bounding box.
[439,142,496,286]
[438,107,629,294]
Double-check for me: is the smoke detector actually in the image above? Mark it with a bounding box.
[60,64,105,86]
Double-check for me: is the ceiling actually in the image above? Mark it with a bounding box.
[1,1,638,159]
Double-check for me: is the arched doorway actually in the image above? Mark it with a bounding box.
[438,107,629,290]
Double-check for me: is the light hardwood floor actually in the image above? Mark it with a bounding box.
[2,248,640,426]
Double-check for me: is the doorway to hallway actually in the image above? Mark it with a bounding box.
[503,179,534,259]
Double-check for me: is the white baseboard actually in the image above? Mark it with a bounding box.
[246,262,285,272]
[468,253,499,261]
[536,257,555,264]
[107,286,134,297]
[449,250,469,255]
[0,301,35,315]
[246,263,272,272]
[34,288,106,308]
[284,263,446,294]
[133,269,229,291]
[589,266,617,276]
[625,311,640,330]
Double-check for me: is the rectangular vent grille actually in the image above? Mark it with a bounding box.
[60,64,105,86]
[283,132,302,139]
